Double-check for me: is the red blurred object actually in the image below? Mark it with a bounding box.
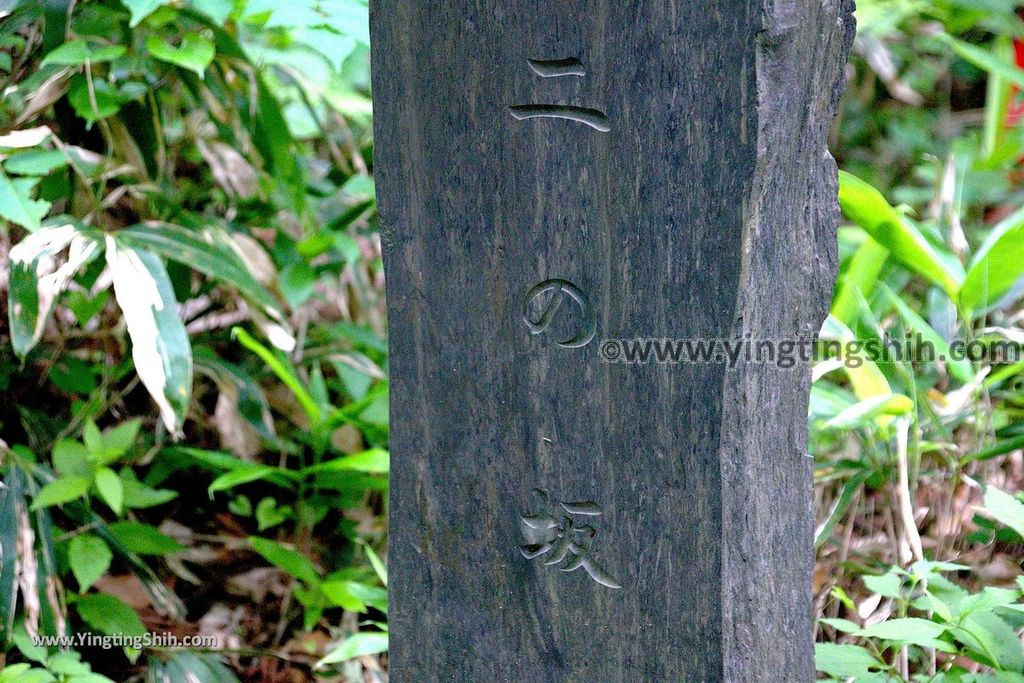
[1009,38,1024,125]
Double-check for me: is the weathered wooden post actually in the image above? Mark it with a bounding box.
[371,1,854,679]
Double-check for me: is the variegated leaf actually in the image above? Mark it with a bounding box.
[9,223,99,357]
[105,236,192,436]
[116,222,294,350]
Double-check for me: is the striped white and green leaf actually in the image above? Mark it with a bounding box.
[8,222,99,357]
[105,235,192,435]
[116,221,294,350]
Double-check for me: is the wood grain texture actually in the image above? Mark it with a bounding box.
[370,1,854,680]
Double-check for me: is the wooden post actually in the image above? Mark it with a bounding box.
[371,2,854,679]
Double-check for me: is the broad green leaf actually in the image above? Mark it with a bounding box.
[982,486,1024,539]
[961,205,1024,312]
[814,643,885,679]
[358,391,389,427]
[69,534,113,592]
[31,475,91,509]
[856,618,949,646]
[321,579,367,612]
[838,171,962,297]
[4,150,67,175]
[84,420,103,454]
[0,166,50,231]
[68,76,123,126]
[52,439,91,477]
[254,497,289,530]
[863,571,903,599]
[107,521,183,555]
[316,631,388,668]
[957,610,1024,671]
[9,223,98,356]
[121,0,167,27]
[95,419,142,464]
[120,469,178,508]
[146,34,215,78]
[249,536,320,586]
[42,40,126,66]
[94,466,123,515]
[832,233,889,325]
[76,593,146,637]
[106,236,192,436]
[191,0,233,24]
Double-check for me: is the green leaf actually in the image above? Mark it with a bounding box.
[191,0,234,24]
[863,571,903,599]
[856,617,949,647]
[68,76,123,126]
[305,448,389,475]
[76,593,146,637]
[0,166,50,231]
[69,534,113,592]
[814,643,885,679]
[121,0,167,27]
[831,234,889,325]
[208,464,289,496]
[105,237,193,436]
[315,631,388,668]
[31,475,91,509]
[107,521,183,555]
[42,40,126,66]
[983,486,1024,539]
[957,610,1024,671]
[360,541,387,586]
[146,34,215,78]
[84,420,103,454]
[249,536,320,586]
[320,579,366,612]
[961,206,1024,311]
[94,467,124,515]
[52,439,91,477]
[232,327,321,425]
[254,497,289,531]
[120,469,178,508]
[964,434,1024,464]
[4,150,67,176]
[9,223,99,357]
[838,171,962,297]
[95,419,142,464]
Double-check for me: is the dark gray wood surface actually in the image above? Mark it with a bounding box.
[370,2,854,680]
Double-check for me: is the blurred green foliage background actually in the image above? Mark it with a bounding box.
[0,0,1024,680]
